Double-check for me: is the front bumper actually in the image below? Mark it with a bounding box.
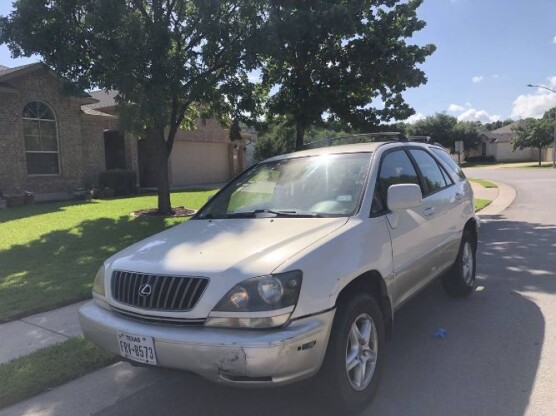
[79,302,335,386]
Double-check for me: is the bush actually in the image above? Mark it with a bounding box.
[98,170,137,196]
[464,155,495,164]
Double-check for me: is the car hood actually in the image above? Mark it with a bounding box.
[107,217,349,279]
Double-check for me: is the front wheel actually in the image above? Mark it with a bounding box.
[442,230,476,297]
[318,293,385,414]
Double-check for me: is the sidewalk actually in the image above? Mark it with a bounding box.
[0,301,85,365]
[470,180,516,216]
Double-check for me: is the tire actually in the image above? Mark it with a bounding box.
[441,229,476,297]
[318,293,385,414]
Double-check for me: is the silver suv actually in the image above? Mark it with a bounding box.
[79,141,478,413]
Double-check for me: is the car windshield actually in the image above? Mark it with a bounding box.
[196,153,372,219]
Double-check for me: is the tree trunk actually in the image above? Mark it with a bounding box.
[146,126,172,214]
[539,146,542,167]
[295,119,306,151]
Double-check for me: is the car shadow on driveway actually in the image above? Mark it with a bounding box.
[97,216,550,416]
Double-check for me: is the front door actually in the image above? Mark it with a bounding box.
[371,149,434,310]
[104,131,126,170]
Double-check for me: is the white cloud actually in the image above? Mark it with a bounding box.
[553,36,556,44]
[457,108,501,123]
[510,76,556,119]
[512,93,556,119]
[406,113,426,124]
[448,104,465,113]
[492,74,499,79]
[472,75,484,83]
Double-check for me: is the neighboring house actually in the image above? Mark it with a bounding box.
[0,62,247,200]
[471,121,539,162]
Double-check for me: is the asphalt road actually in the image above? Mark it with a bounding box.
[94,167,556,416]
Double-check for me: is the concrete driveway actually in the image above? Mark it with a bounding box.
[5,167,556,416]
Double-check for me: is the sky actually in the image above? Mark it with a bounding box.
[1,0,556,124]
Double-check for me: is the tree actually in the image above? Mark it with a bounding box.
[254,118,352,161]
[1,0,261,214]
[512,111,554,166]
[482,119,514,131]
[408,113,457,147]
[407,113,481,150]
[260,0,436,150]
[451,121,481,151]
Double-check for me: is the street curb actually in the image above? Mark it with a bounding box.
[476,180,516,216]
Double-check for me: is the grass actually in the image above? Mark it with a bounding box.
[0,190,216,323]
[468,178,498,188]
[460,161,502,168]
[517,162,554,168]
[475,199,492,212]
[0,336,117,409]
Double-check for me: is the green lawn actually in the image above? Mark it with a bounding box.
[517,163,554,168]
[475,198,492,211]
[0,190,216,323]
[0,336,116,409]
[468,178,498,188]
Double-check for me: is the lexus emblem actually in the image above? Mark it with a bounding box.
[138,283,152,297]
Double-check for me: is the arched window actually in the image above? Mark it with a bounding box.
[23,101,60,175]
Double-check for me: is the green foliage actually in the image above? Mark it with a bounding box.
[98,170,137,196]
[482,119,514,131]
[0,336,116,409]
[254,121,296,161]
[408,113,481,150]
[0,189,216,322]
[474,199,492,212]
[1,0,263,212]
[260,0,436,149]
[512,110,554,165]
[254,120,352,161]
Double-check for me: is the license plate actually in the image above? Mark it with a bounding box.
[117,332,157,365]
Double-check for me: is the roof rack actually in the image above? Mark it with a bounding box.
[301,132,407,150]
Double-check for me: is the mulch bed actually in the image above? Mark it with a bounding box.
[131,206,196,218]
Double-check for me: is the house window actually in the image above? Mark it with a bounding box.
[23,101,60,175]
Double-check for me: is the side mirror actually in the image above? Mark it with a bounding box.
[387,184,422,211]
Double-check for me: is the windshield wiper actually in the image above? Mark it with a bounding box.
[226,209,323,218]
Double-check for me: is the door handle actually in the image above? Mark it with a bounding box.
[424,207,435,216]
[455,191,464,200]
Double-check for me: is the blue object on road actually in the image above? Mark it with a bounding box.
[432,328,448,339]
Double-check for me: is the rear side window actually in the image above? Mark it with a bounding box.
[409,149,451,195]
[430,147,466,180]
[371,150,420,215]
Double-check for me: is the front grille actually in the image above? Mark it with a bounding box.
[111,306,206,326]
[111,271,208,311]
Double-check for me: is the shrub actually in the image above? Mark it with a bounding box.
[98,170,137,196]
[465,155,495,164]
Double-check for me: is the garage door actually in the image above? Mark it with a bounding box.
[170,141,231,186]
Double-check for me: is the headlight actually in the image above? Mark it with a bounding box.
[92,264,106,297]
[205,270,302,329]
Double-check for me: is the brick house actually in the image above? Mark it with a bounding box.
[0,62,250,201]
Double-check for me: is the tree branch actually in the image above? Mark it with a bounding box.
[132,0,150,21]
[166,100,191,154]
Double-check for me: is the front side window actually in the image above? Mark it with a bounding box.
[23,101,59,175]
[409,149,451,194]
[372,149,420,215]
[197,153,371,219]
